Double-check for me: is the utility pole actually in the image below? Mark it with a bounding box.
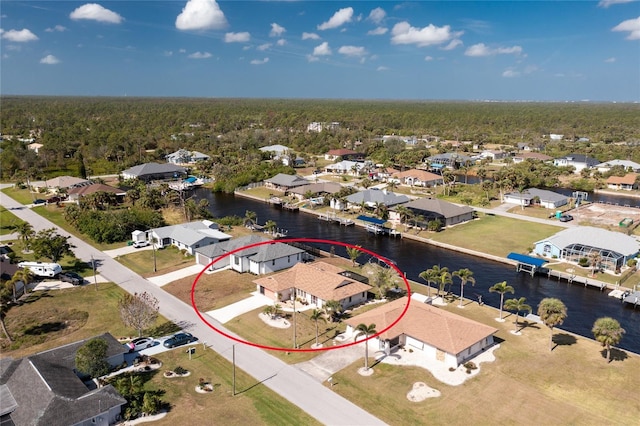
[91,254,97,291]
[292,288,297,349]
[232,344,236,396]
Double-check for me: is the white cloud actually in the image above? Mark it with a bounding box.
[424,55,433,61]
[40,54,60,64]
[70,3,123,24]
[391,21,463,47]
[164,51,173,56]
[250,57,269,65]
[338,45,367,57]
[612,16,640,40]
[377,66,389,71]
[257,43,271,51]
[270,23,285,37]
[242,45,251,51]
[313,41,331,56]
[502,69,520,78]
[302,32,320,40]
[225,32,250,43]
[188,51,212,59]
[465,43,523,57]
[6,45,22,51]
[318,7,353,30]
[598,0,635,7]
[1,28,38,42]
[367,27,388,36]
[442,39,463,50]
[306,54,320,62]
[604,57,616,62]
[276,39,286,46]
[368,7,386,24]
[45,25,67,32]
[179,48,186,53]
[176,0,227,31]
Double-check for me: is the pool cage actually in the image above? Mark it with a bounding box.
[561,243,625,273]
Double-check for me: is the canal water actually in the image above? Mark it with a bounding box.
[194,189,639,353]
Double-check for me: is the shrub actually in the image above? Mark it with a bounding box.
[174,366,188,375]
[448,367,456,372]
[578,257,589,267]
[463,361,477,370]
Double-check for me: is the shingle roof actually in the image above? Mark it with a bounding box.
[606,173,638,185]
[195,235,304,263]
[505,188,567,203]
[153,221,231,247]
[265,173,309,187]
[393,169,443,183]
[344,297,497,355]
[346,189,410,207]
[536,226,639,256]
[39,176,90,189]
[254,262,372,301]
[67,183,125,196]
[402,198,473,218]
[288,182,343,195]
[596,159,640,170]
[122,162,187,177]
[556,154,600,166]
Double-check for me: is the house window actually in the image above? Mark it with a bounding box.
[543,244,551,255]
[234,257,239,265]
[272,259,275,265]
[287,256,290,263]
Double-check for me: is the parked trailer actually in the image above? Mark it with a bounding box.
[17,261,62,277]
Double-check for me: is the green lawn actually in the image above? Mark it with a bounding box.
[1,186,43,205]
[0,206,24,235]
[115,246,195,277]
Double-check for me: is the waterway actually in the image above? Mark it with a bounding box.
[194,189,639,353]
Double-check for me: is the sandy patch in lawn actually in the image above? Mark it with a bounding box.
[407,382,441,402]
[258,313,291,328]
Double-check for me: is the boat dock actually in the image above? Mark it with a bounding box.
[318,213,354,226]
[539,268,608,291]
[282,203,299,212]
[622,290,640,308]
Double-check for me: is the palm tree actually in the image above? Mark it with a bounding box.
[592,317,625,362]
[590,251,602,277]
[9,269,34,300]
[363,262,397,300]
[310,309,326,347]
[345,245,362,267]
[503,297,532,333]
[418,267,438,298]
[433,266,452,298]
[14,222,34,251]
[355,323,377,371]
[243,210,257,228]
[537,298,568,351]
[323,300,343,323]
[489,281,515,320]
[452,268,475,307]
[265,220,277,235]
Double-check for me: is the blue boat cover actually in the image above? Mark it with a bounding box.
[507,252,547,267]
[356,215,386,225]
[184,176,197,183]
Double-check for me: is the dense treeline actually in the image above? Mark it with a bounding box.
[1,96,639,183]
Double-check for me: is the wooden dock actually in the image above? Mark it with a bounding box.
[622,290,640,307]
[318,213,354,226]
[282,203,299,212]
[539,267,608,291]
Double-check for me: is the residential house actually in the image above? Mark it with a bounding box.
[121,163,187,182]
[27,142,44,154]
[382,135,418,146]
[67,183,126,203]
[264,173,309,192]
[596,160,640,173]
[149,220,232,255]
[31,176,91,193]
[308,122,340,133]
[195,235,306,274]
[0,333,128,425]
[371,166,400,182]
[502,188,568,209]
[392,198,474,227]
[325,160,368,176]
[340,189,410,211]
[512,152,553,164]
[553,154,600,174]
[549,134,564,140]
[534,226,640,273]
[479,150,508,161]
[166,149,210,165]
[253,261,371,310]
[259,144,291,157]
[344,296,497,368]
[392,169,444,187]
[426,153,475,171]
[287,182,343,201]
[606,173,639,191]
[324,149,361,161]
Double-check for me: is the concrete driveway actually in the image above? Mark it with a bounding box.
[206,291,273,324]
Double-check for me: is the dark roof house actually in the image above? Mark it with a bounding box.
[121,163,187,182]
[396,198,474,227]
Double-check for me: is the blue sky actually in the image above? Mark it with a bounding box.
[1,1,639,101]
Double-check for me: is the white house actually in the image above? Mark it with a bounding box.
[166,149,210,164]
[553,154,600,174]
[502,188,568,209]
[149,220,231,255]
[596,160,640,173]
[344,296,497,368]
[325,160,366,176]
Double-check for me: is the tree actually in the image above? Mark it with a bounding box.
[0,282,15,342]
[263,302,281,320]
[9,268,34,300]
[345,245,362,267]
[30,228,75,262]
[323,299,343,323]
[243,210,257,227]
[355,323,377,371]
[590,251,602,277]
[363,262,398,299]
[310,308,326,347]
[418,267,438,298]
[432,265,452,297]
[537,297,568,351]
[265,220,278,235]
[503,297,532,333]
[489,281,515,320]
[13,222,34,251]
[452,268,475,307]
[75,337,111,378]
[592,317,625,362]
[118,292,160,337]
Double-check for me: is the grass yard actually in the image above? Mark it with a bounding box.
[116,246,195,277]
[0,206,24,235]
[141,349,320,426]
[1,186,40,205]
[330,298,640,426]
[422,213,563,257]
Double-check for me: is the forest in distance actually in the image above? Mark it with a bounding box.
[1,96,639,185]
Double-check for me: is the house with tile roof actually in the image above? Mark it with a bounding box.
[149,220,232,255]
[503,188,568,209]
[254,261,372,310]
[392,169,444,187]
[121,162,187,182]
[324,148,361,161]
[606,173,639,191]
[553,154,600,174]
[344,296,497,368]
[31,176,91,193]
[195,235,306,274]
[264,173,309,191]
[392,198,474,227]
[0,333,127,425]
[67,183,126,203]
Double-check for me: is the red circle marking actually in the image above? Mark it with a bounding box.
[190,238,411,352]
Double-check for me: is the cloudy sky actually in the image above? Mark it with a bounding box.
[1,1,638,101]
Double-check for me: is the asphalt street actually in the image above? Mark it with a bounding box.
[0,189,386,426]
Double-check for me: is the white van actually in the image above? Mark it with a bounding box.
[17,261,63,277]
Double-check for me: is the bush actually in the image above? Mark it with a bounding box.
[627,258,637,268]
[174,366,188,375]
[463,361,477,370]
[578,257,589,267]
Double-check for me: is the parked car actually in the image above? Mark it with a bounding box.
[125,337,156,352]
[163,332,197,348]
[58,271,84,286]
[46,196,66,204]
[559,214,574,222]
[33,199,46,205]
[133,240,150,248]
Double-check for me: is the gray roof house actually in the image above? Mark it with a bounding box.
[343,189,410,210]
[121,162,187,182]
[166,149,210,164]
[150,220,232,255]
[596,159,640,173]
[0,333,127,425]
[534,226,640,273]
[264,173,309,191]
[195,235,306,275]
[503,188,568,209]
[393,198,474,227]
[287,182,343,200]
[259,144,291,156]
[427,153,475,170]
[553,154,600,174]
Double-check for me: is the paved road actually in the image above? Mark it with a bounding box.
[0,189,386,426]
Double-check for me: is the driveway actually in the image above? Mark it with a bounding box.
[206,291,273,324]
[104,244,153,258]
[147,264,206,287]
